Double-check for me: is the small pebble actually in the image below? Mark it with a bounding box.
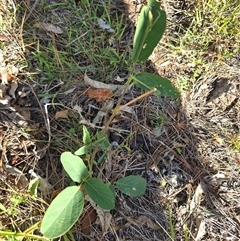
[120,120,130,129]
[111,141,119,149]
[130,141,139,150]
[136,134,145,143]
[109,132,121,143]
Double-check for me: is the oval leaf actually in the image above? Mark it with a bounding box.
[61,152,88,183]
[134,73,179,99]
[84,178,115,210]
[41,186,84,238]
[132,0,166,63]
[75,145,87,156]
[28,177,39,196]
[83,125,91,144]
[116,175,146,197]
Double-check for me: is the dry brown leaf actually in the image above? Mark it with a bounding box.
[35,22,63,34]
[237,158,240,166]
[115,75,125,82]
[97,210,112,232]
[0,66,10,84]
[189,181,205,213]
[85,195,112,232]
[81,207,97,235]
[127,215,160,230]
[195,215,206,240]
[19,110,31,120]
[51,189,62,201]
[0,83,6,98]
[212,134,223,145]
[0,52,4,64]
[87,88,113,102]
[55,110,69,119]
[97,18,115,33]
[84,73,132,96]
[5,165,29,189]
[8,65,19,77]
[0,35,10,41]
[9,80,18,99]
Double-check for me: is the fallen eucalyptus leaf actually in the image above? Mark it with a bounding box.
[62,87,76,95]
[87,88,113,102]
[35,22,63,34]
[84,74,131,96]
[6,165,29,189]
[97,19,115,33]
[115,75,125,82]
[9,80,18,99]
[0,66,9,84]
[55,110,69,119]
[195,215,206,240]
[85,195,113,232]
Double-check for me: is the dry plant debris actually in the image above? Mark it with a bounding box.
[0,0,239,240]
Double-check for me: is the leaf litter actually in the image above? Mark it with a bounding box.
[35,22,63,34]
[97,18,115,33]
[87,88,114,102]
[84,73,132,96]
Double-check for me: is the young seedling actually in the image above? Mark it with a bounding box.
[41,126,146,239]
[41,0,180,238]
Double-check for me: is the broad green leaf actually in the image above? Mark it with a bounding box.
[97,153,107,164]
[96,131,110,150]
[83,125,91,144]
[75,145,87,156]
[116,175,146,197]
[28,177,39,196]
[132,0,166,63]
[61,152,88,183]
[84,178,115,210]
[134,73,179,99]
[41,186,84,238]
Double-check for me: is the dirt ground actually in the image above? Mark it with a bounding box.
[0,0,239,240]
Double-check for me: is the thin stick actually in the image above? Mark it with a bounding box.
[118,88,156,112]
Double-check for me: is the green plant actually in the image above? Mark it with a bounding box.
[41,126,146,238]
[168,204,175,240]
[41,0,179,238]
[130,0,179,98]
[230,133,240,152]
[0,185,46,240]
[0,194,27,216]
[0,222,48,241]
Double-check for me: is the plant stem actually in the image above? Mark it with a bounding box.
[0,231,49,240]
[168,204,175,240]
[88,75,134,173]
[117,88,156,112]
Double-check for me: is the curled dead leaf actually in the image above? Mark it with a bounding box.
[51,188,62,201]
[84,73,132,96]
[55,110,69,119]
[35,22,63,34]
[81,207,97,235]
[127,215,160,230]
[87,88,113,102]
[0,35,10,41]
[85,195,112,232]
[9,80,18,99]
[0,66,10,84]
